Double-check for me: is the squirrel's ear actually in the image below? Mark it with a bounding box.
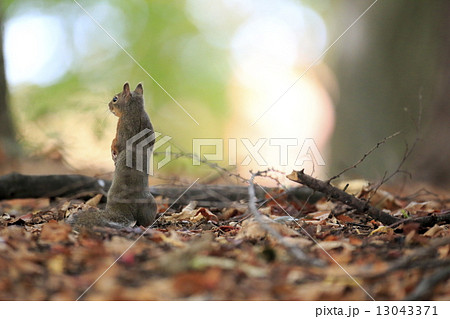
[123,82,130,96]
[135,83,143,95]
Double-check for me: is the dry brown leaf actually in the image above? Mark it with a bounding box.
[195,208,219,223]
[405,230,417,245]
[315,200,336,211]
[104,236,136,255]
[191,256,236,270]
[259,206,272,216]
[221,204,247,219]
[164,201,201,221]
[423,224,444,237]
[236,216,298,240]
[337,179,369,196]
[40,220,71,242]
[160,230,185,248]
[85,194,103,207]
[47,255,65,274]
[312,241,355,251]
[60,201,71,211]
[438,245,449,259]
[182,201,198,213]
[307,211,330,221]
[349,237,363,246]
[336,214,354,223]
[283,236,313,248]
[369,226,393,236]
[369,189,399,209]
[173,268,222,296]
[404,201,440,213]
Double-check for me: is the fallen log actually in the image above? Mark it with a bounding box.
[0,172,322,207]
[0,173,110,200]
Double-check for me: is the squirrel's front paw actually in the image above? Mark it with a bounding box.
[111,149,118,162]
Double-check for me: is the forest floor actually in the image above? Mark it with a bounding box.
[0,176,449,301]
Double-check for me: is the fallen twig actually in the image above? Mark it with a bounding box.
[361,237,450,279]
[388,211,450,228]
[404,267,450,301]
[289,170,450,228]
[248,171,324,267]
[288,170,400,225]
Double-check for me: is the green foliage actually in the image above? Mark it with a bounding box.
[15,75,83,121]
[401,209,410,219]
[5,0,229,120]
[5,0,230,170]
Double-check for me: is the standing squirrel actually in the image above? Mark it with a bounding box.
[110,82,154,162]
[68,82,157,230]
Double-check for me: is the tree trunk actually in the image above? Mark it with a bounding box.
[329,0,450,188]
[0,6,19,162]
[411,3,450,187]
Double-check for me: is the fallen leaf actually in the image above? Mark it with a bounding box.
[437,245,449,259]
[369,226,392,236]
[324,235,340,241]
[307,211,330,221]
[47,255,65,274]
[336,215,354,223]
[404,201,440,213]
[423,224,444,237]
[337,179,369,195]
[236,216,298,240]
[349,237,363,246]
[221,205,246,219]
[315,200,336,211]
[164,202,201,221]
[195,208,219,223]
[160,230,185,248]
[191,256,236,270]
[40,221,72,243]
[283,236,313,249]
[273,216,297,224]
[312,241,355,251]
[86,194,103,207]
[173,268,222,296]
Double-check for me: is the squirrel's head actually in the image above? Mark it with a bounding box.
[109,82,144,117]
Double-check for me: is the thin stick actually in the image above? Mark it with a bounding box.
[327,131,400,184]
[404,267,450,301]
[288,170,400,225]
[248,171,324,267]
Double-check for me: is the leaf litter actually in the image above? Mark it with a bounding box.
[0,182,448,301]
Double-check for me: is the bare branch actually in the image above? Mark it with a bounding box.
[404,267,450,301]
[288,170,400,225]
[327,131,400,184]
[368,137,419,198]
[388,211,450,229]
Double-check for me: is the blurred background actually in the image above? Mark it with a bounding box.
[0,0,449,188]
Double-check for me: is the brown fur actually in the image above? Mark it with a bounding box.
[109,82,154,162]
[68,82,157,230]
